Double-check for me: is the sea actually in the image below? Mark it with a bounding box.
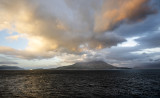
[0,69,160,98]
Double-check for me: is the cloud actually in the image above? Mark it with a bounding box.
[94,0,157,33]
[131,47,160,54]
[0,0,158,60]
[0,46,57,59]
[136,32,160,48]
[5,34,26,40]
[115,13,160,37]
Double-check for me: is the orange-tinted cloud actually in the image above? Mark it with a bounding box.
[94,0,157,33]
[0,0,157,59]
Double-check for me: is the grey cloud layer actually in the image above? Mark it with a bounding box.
[0,0,159,68]
[0,61,18,64]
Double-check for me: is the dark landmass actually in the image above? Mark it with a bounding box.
[56,61,130,70]
[33,68,44,70]
[0,65,24,70]
[134,62,160,69]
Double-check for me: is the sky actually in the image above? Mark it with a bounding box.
[0,0,160,69]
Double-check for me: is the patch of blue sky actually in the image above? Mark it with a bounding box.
[0,30,28,50]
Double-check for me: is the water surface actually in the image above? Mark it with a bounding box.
[0,69,160,97]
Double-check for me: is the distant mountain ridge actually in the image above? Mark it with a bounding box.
[56,61,129,70]
[134,63,160,69]
[0,65,24,70]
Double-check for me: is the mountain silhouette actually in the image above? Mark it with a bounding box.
[56,61,128,70]
[0,65,24,70]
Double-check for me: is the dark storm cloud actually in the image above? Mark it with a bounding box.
[114,12,160,37]
[94,0,158,33]
[105,47,140,61]
[88,33,126,49]
[136,32,160,48]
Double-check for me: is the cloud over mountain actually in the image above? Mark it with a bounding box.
[0,0,159,68]
[0,0,158,59]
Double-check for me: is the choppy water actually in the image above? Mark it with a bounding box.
[0,69,160,98]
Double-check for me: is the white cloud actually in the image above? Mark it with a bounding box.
[118,37,140,47]
[131,47,160,54]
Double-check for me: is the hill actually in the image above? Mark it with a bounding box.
[0,65,24,70]
[56,61,129,70]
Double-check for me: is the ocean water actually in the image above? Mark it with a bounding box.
[0,69,160,98]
